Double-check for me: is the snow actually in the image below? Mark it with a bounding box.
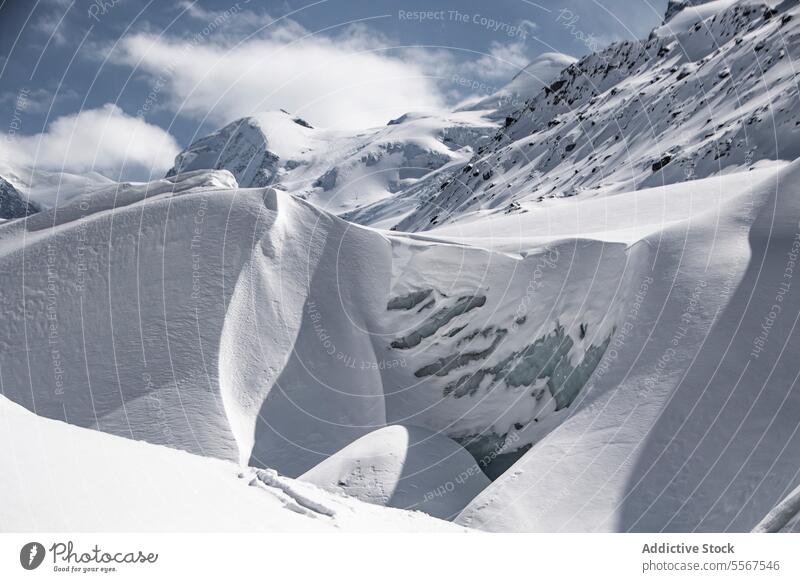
[657,0,775,35]
[168,108,498,217]
[502,53,579,105]
[753,482,800,532]
[0,176,39,220]
[459,52,577,119]
[3,0,800,533]
[397,0,800,232]
[0,163,625,499]
[299,425,490,520]
[0,395,464,532]
[428,163,786,248]
[0,171,389,471]
[0,159,114,209]
[455,160,800,531]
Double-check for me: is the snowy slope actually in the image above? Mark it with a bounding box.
[660,0,763,33]
[0,395,464,532]
[167,109,498,217]
[7,161,796,532]
[0,169,388,472]
[299,425,490,520]
[397,0,800,231]
[3,0,800,533]
[0,164,623,481]
[344,53,575,228]
[459,52,578,120]
[455,160,800,532]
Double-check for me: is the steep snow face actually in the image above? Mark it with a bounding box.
[396,0,800,232]
[299,425,490,520]
[6,157,799,531]
[0,396,464,532]
[0,169,390,473]
[373,235,628,470]
[167,109,498,218]
[456,161,800,532]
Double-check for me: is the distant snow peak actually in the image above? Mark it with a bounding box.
[166,107,499,219]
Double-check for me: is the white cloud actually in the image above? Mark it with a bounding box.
[0,104,180,181]
[110,22,448,129]
[462,41,532,81]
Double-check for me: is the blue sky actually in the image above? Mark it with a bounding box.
[0,0,667,179]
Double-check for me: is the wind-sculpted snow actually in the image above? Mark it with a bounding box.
[5,1,800,532]
[456,161,800,532]
[0,167,626,495]
[0,395,464,532]
[299,425,491,520]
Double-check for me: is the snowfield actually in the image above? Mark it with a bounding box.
[0,396,464,531]
[2,0,800,533]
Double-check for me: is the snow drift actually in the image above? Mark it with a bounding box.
[0,161,625,482]
[0,395,463,532]
[299,425,490,519]
[455,160,800,531]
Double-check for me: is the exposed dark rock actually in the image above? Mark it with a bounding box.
[0,177,40,220]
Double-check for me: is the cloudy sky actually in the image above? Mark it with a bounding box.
[0,0,667,180]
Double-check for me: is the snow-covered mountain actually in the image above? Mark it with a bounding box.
[163,50,576,230]
[166,109,498,219]
[395,0,797,231]
[3,0,800,533]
